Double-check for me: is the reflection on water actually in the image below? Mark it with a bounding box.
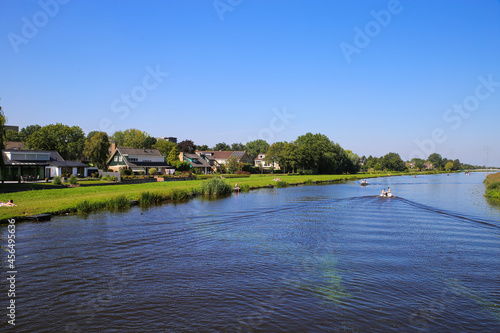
[2,173,500,332]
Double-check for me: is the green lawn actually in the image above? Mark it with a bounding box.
[0,171,427,223]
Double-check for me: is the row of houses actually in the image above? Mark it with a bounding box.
[1,145,280,180]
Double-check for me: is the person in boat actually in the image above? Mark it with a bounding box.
[0,199,16,207]
[381,189,386,196]
[387,187,391,194]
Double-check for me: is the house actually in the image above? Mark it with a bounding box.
[1,149,89,180]
[405,162,416,168]
[423,162,434,170]
[107,146,174,174]
[195,151,253,170]
[180,152,212,174]
[254,153,280,170]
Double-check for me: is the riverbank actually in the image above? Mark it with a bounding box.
[484,172,500,201]
[0,171,445,223]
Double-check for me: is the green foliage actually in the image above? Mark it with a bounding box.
[69,175,78,185]
[25,123,85,161]
[111,129,155,149]
[5,130,22,142]
[154,139,177,160]
[275,180,288,188]
[245,139,269,160]
[120,168,133,176]
[428,153,443,170]
[52,176,62,185]
[76,195,130,213]
[226,155,243,174]
[239,184,250,192]
[83,132,110,170]
[199,178,232,196]
[169,189,190,202]
[138,191,163,206]
[380,152,406,171]
[19,125,41,143]
[174,161,191,172]
[445,161,454,171]
[148,168,158,175]
[167,145,181,166]
[213,142,230,151]
[231,142,245,151]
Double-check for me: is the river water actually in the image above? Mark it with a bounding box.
[2,173,500,332]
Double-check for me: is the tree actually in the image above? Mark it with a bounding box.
[111,129,154,149]
[445,161,454,171]
[5,130,21,142]
[265,142,285,170]
[177,139,196,154]
[213,142,230,151]
[83,132,110,170]
[86,131,100,141]
[154,139,177,161]
[167,145,181,166]
[380,152,406,171]
[345,150,362,174]
[428,153,443,170]
[411,158,425,170]
[281,142,299,173]
[19,124,41,143]
[452,159,462,171]
[295,133,346,174]
[26,123,85,160]
[196,144,209,151]
[245,139,269,160]
[226,156,243,173]
[231,142,245,151]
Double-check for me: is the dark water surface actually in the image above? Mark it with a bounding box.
[2,173,500,332]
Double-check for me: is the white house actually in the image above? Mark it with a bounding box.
[1,149,89,180]
[254,153,280,170]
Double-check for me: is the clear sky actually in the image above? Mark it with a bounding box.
[1,0,499,166]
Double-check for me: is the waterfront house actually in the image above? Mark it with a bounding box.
[195,151,253,171]
[107,146,174,174]
[423,162,434,170]
[254,153,280,170]
[1,149,89,180]
[180,152,212,174]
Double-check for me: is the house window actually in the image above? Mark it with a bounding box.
[129,157,138,162]
[119,156,122,162]
[143,160,151,162]
[114,156,118,162]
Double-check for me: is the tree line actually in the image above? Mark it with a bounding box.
[2,122,484,174]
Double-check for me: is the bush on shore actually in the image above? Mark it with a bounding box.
[199,178,232,196]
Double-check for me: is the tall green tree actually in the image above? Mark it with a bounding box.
[111,129,155,149]
[213,142,230,151]
[265,142,285,170]
[26,123,85,160]
[245,139,269,160]
[19,124,41,143]
[428,153,443,170]
[83,132,110,170]
[154,139,177,161]
[380,152,406,171]
[5,130,21,142]
[295,133,346,174]
[226,155,243,173]
[167,145,181,166]
[231,142,245,151]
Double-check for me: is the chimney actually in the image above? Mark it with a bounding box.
[110,141,117,154]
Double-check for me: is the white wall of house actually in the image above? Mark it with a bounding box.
[45,166,60,178]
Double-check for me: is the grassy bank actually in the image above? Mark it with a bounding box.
[484,172,500,201]
[0,171,438,223]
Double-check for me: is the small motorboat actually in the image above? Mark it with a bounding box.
[380,193,393,198]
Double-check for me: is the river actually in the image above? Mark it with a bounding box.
[2,172,500,332]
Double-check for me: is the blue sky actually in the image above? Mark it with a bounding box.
[1,0,499,166]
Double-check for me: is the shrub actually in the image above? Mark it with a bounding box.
[53,176,62,186]
[106,195,130,209]
[275,180,288,188]
[239,184,250,192]
[169,189,190,202]
[139,191,163,206]
[148,168,158,175]
[199,178,232,196]
[111,176,118,182]
[69,175,78,185]
[175,161,191,172]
